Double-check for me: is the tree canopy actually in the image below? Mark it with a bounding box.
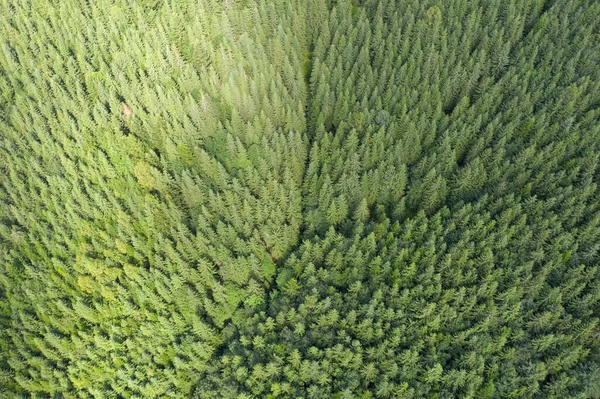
[1,0,599,397]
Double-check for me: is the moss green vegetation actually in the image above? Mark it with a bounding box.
[1,0,599,397]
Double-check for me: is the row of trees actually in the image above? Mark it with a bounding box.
[0,0,599,397]
[198,0,600,397]
[0,0,324,396]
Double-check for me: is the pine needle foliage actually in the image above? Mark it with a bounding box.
[1,0,599,397]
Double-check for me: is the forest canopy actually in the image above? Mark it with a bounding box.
[1,0,599,398]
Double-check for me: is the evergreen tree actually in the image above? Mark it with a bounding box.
[0,0,599,397]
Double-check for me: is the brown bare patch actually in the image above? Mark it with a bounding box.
[122,101,133,124]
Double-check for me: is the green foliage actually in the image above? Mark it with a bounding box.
[1,0,599,397]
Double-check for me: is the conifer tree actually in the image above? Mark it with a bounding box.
[1,0,599,397]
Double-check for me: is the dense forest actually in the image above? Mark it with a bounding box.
[1,0,599,397]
